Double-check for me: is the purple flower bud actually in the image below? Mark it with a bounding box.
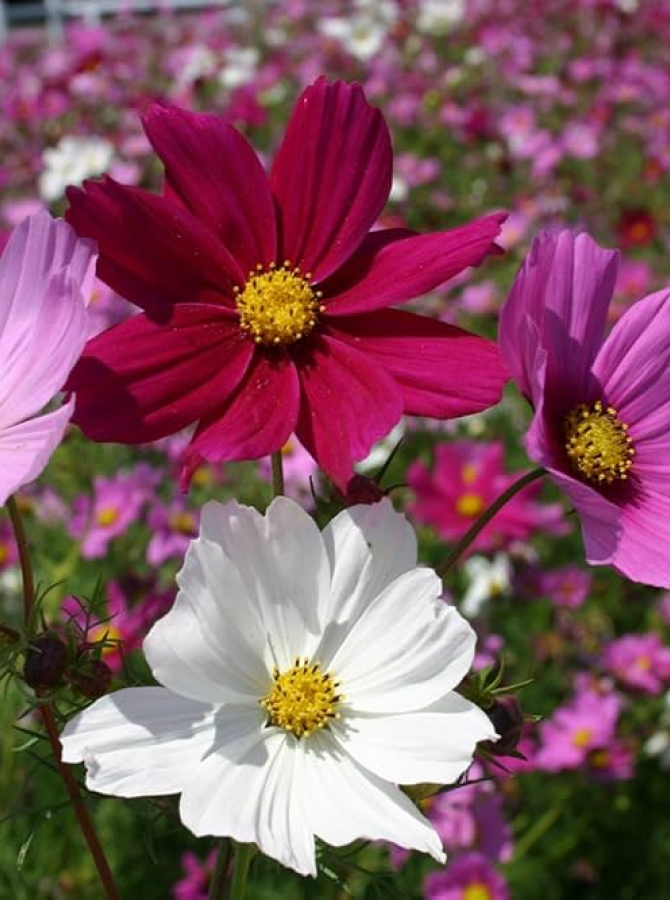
[343,475,385,506]
[23,634,68,692]
[69,659,113,699]
[483,695,525,756]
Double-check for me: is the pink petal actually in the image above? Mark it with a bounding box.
[615,485,670,588]
[500,230,618,402]
[143,105,277,275]
[68,304,253,443]
[0,214,96,425]
[294,333,402,489]
[180,352,300,487]
[0,399,74,505]
[593,288,670,438]
[66,177,243,320]
[329,309,507,418]
[324,214,506,316]
[270,78,392,284]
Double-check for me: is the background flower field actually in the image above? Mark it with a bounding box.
[2,1,670,897]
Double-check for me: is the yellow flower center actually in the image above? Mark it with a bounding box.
[573,727,593,749]
[636,654,652,671]
[261,658,341,738]
[96,506,119,527]
[456,493,485,518]
[235,263,324,346]
[0,544,8,565]
[564,400,635,486]
[464,885,493,900]
[168,511,195,534]
[90,623,123,655]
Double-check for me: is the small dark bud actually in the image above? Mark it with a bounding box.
[69,659,112,699]
[23,634,68,692]
[343,475,385,506]
[482,695,525,756]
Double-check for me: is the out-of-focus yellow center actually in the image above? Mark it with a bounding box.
[0,544,8,565]
[456,493,485,518]
[564,400,635,486]
[464,884,493,900]
[96,506,119,527]
[261,658,341,738]
[636,654,652,671]
[91,624,123,655]
[573,727,593,749]
[589,749,611,769]
[169,511,195,534]
[235,263,324,346]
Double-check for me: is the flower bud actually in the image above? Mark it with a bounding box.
[482,695,525,756]
[343,475,385,506]
[69,659,113,699]
[23,634,68,692]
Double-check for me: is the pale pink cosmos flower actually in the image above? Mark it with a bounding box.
[0,212,96,504]
[601,633,670,695]
[500,229,670,588]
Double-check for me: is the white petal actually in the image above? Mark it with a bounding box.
[60,687,216,797]
[331,693,496,785]
[330,570,476,713]
[299,732,445,863]
[144,530,269,705]
[180,730,316,876]
[197,498,331,668]
[317,499,417,665]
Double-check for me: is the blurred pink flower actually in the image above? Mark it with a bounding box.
[424,852,510,900]
[0,212,96,505]
[601,633,670,695]
[537,564,592,609]
[173,850,216,900]
[408,440,566,555]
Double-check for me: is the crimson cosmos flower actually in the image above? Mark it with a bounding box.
[66,78,507,488]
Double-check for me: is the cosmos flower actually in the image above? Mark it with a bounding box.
[65,77,507,490]
[500,229,670,588]
[0,212,96,505]
[60,497,495,876]
[408,439,566,554]
[424,851,510,900]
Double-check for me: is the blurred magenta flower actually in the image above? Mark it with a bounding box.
[146,497,200,566]
[408,439,566,554]
[65,77,507,490]
[173,850,215,900]
[0,212,96,505]
[500,229,670,587]
[601,633,670,695]
[536,564,592,609]
[424,851,510,900]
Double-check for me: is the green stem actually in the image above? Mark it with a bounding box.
[229,843,254,900]
[271,450,285,498]
[6,494,121,900]
[207,839,232,900]
[437,468,546,578]
[7,496,35,626]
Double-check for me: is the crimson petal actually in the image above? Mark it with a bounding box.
[66,177,243,321]
[270,78,392,284]
[294,333,402,489]
[143,105,277,275]
[324,214,506,316]
[329,309,507,418]
[68,304,253,443]
[181,352,300,487]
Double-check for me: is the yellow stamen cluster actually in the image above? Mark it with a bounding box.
[463,885,493,900]
[456,493,485,518]
[564,400,635,486]
[235,262,324,346]
[169,511,195,534]
[96,506,119,527]
[261,657,341,738]
[573,727,593,749]
[90,624,123,657]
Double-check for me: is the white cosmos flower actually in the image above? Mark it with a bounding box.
[39,136,115,203]
[60,498,494,876]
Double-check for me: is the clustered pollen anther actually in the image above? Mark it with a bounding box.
[564,399,635,486]
[261,657,342,738]
[235,261,325,346]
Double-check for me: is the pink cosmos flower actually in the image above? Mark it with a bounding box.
[146,497,200,567]
[601,633,670,695]
[534,686,630,778]
[499,229,670,588]
[69,463,160,558]
[536,564,592,609]
[424,852,510,900]
[64,78,507,489]
[408,440,566,555]
[0,212,96,505]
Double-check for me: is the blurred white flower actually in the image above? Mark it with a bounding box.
[61,497,494,876]
[319,1,397,61]
[416,0,466,34]
[461,553,512,618]
[218,47,259,90]
[358,419,406,471]
[39,136,114,203]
